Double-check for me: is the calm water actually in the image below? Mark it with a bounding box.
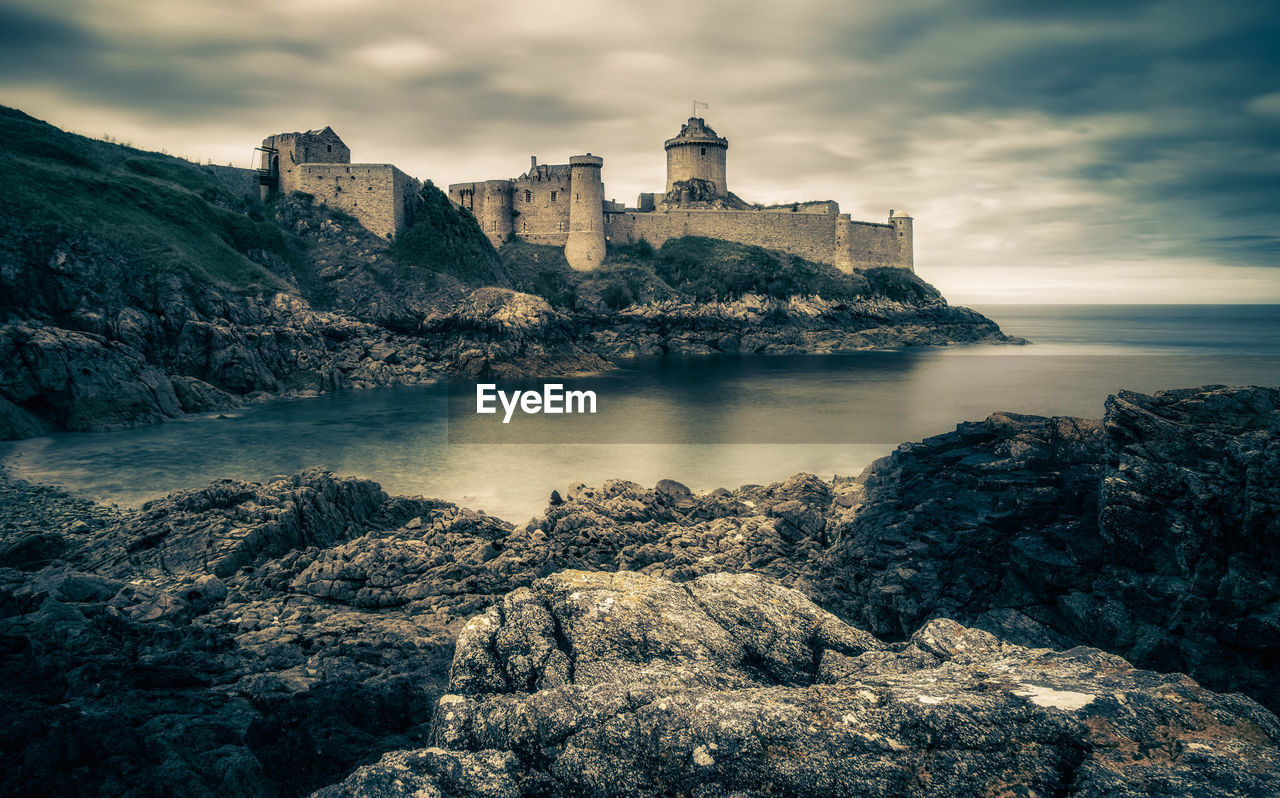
[3,305,1277,522]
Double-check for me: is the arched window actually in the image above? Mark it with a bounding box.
[525,190,532,202]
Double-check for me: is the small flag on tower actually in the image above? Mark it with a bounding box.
[693,100,709,116]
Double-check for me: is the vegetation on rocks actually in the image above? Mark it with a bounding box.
[389,182,507,288]
[500,235,947,310]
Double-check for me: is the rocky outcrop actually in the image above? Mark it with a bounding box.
[658,178,755,210]
[0,322,184,437]
[581,293,1011,357]
[3,385,1274,796]
[319,570,1280,797]
[823,385,1280,711]
[0,235,608,437]
[486,386,1279,714]
[0,468,508,797]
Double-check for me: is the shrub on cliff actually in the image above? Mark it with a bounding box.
[502,235,949,311]
[390,182,507,287]
[652,236,866,302]
[500,242,579,309]
[862,267,944,304]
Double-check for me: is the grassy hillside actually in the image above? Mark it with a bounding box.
[0,106,290,295]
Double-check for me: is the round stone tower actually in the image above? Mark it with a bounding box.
[565,154,605,271]
[664,117,729,196]
[480,179,514,243]
[889,209,914,272]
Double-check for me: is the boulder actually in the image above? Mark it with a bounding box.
[320,571,1280,798]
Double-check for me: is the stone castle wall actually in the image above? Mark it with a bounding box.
[450,180,514,245]
[442,117,913,272]
[604,209,908,272]
[202,164,258,201]
[846,220,902,271]
[565,155,606,270]
[606,209,836,262]
[263,128,350,196]
[295,163,419,239]
[512,167,571,245]
[449,166,574,247]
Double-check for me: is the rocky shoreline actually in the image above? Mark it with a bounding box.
[1,185,1018,441]
[0,274,1016,440]
[1,384,1276,796]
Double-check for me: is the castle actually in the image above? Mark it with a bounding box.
[257,126,419,238]
[260,117,912,273]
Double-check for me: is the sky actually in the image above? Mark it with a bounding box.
[1,0,1277,303]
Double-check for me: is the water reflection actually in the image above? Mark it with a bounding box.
[3,305,1277,522]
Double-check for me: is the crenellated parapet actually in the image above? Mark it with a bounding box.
[443,114,914,273]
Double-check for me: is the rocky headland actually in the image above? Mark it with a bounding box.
[0,106,1017,440]
[1,385,1276,796]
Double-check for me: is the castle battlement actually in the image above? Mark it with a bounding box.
[257,116,912,271]
[664,117,729,149]
[448,116,913,273]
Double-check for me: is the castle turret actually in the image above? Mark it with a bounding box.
[260,126,350,196]
[664,117,728,196]
[889,209,914,272]
[564,154,605,271]
[834,213,853,273]
[480,179,514,244]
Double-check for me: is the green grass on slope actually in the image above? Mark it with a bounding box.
[498,234,945,310]
[0,106,289,294]
[651,236,867,302]
[390,182,508,287]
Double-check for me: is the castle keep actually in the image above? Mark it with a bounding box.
[258,127,419,239]
[449,117,913,273]
[257,116,912,273]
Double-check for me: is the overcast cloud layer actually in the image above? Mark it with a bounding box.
[2,0,1277,302]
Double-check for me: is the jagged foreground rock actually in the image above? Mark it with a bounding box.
[822,385,1280,711]
[317,570,1279,797]
[1,385,1276,796]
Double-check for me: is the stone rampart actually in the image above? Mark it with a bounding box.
[296,164,419,239]
[606,209,839,264]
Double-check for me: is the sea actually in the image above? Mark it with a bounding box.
[3,304,1277,523]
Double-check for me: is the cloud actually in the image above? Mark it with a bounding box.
[0,0,1276,301]
[349,41,446,76]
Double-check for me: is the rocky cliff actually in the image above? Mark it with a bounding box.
[1,385,1276,796]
